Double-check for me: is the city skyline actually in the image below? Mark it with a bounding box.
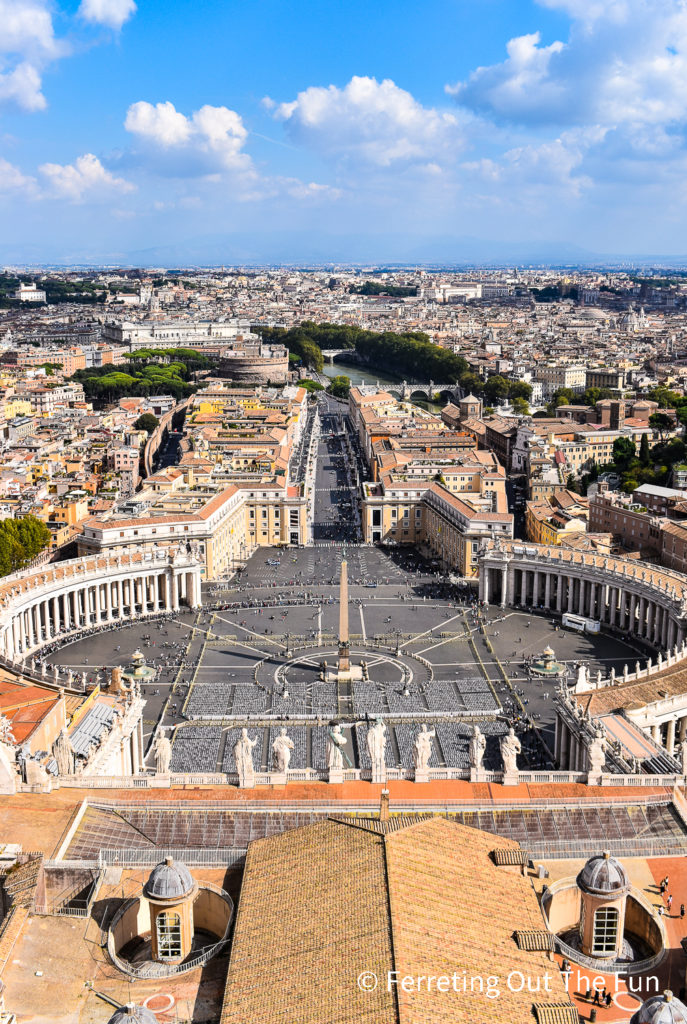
[3,0,687,262]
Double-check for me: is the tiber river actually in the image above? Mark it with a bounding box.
[319,359,443,414]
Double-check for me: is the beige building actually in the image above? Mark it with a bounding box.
[77,482,308,576]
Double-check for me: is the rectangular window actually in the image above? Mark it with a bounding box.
[156,911,182,959]
[592,907,618,955]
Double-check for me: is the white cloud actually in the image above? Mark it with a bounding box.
[0,157,36,193]
[125,100,192,146]
[124,100,253,176]
[0,63,46,112]
[270,75,463,167]
[39,153,135,201]
[78,0,137,29]
[448,0,687,128]
[0,0,64,112]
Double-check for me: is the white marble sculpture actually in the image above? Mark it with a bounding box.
[586,728,606,782]
[153,731,172,775]
[234,728,257,787]
[366,718,387,780]
[500,727,521,777]
[413,724,435,770]
[326,724,347,771]
[469,724,487,772]
[272,727,294,773]
[52,727,76,776]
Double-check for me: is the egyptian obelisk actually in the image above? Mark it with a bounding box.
[338,558,350,674]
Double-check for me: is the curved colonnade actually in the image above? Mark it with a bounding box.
[3,539,687,669]
[479,541,687,652]
[0,549,203,666]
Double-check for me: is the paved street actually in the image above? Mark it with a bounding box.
[312,394,361,543]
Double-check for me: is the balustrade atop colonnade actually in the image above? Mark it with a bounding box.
[479,540,687,652]
[0,548,203,661]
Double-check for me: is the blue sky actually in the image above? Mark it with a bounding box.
[1,0,686,263]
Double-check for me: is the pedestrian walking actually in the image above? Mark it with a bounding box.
[681,903,685,919]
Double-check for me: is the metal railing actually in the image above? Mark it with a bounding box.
[541,879,667,976]
[98,846,247,867]
[106,881,234,980]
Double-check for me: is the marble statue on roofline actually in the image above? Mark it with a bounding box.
[153,731,172,775]
[500,727,521,775]
[272,727,294,773]
[413,724,435,770]
[469,724,486,771]
[326,724,347,770]
[52,727,76,776]
[234,727,257,787]
[366,718,387,775]
[586,728,606,778]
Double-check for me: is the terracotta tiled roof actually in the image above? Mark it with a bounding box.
[221,819,395,1024]
[220,816,570,1024]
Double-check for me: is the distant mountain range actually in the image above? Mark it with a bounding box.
[2,232,687,269]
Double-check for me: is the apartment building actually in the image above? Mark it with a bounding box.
[534,364,587,395]
[525,490,589,545]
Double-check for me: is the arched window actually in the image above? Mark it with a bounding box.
[593,906,619,955]
[156,910,182,959]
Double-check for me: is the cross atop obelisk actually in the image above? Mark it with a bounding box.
[338,557,350,673]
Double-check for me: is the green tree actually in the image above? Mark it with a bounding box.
[458,372,483,395]
[639,433,651,466]
[511,396,530,415]
[613,436,636,470]
[328,375,351,398]
[483,375,510,404]
[297,379,325,392]
[510,380,533,401]
[649,412,674,438]
[648,387,682,408]
[0,515,51,576]
[133,413,160,434]
[552,387,575,406]
[583,386,613,406]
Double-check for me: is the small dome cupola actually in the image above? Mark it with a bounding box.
[632,990,687,1024]
[144,857,194,901]
[577,850,630,896]
[107,1004,158,1024]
